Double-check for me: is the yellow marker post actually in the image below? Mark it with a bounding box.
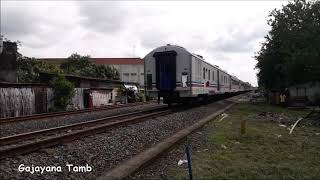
[240,116,247,135]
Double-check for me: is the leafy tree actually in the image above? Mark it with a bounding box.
[61,53,120,80]
[11,41,120,83]
[60,53,91,75]
[255,0,320,90]
[17,54,62,83]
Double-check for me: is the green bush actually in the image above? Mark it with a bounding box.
[52,75,75,110]
[135,92,146,102]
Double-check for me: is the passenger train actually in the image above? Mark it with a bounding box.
[144,44,252,104]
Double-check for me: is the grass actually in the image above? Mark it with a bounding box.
[167,103,320,179]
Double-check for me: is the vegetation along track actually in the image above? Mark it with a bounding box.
[0,105,170,159]
[0,101,154,125]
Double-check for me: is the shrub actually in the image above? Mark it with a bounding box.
[135,92,146,102]
[52,75,75,110]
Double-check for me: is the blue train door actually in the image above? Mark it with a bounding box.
[159,61,171,90]
[154,51,177,91]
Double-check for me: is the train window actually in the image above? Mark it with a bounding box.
[208,70,210,80]
[182,74,188,87]
[212,71,214,81]
[198,62,201,78]
[203,67,205,79]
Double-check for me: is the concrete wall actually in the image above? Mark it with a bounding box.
[0,88,35,118]
[48,88,82,111]
[47,88,54,111]
[0,86,121,118]
[71,88,85,109]
[49,88,112,109]
[92,90,112,106]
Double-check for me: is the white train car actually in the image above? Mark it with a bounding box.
[144,44,250,104]
[231,76,241,92]
[190,54,232,95]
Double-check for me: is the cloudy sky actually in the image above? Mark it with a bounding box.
[1,1,287,86]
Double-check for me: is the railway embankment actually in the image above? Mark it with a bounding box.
[132,103,320,179]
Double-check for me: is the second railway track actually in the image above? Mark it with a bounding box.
[0,101,154,125]
[0,95,238,160]
[0,106,171,160]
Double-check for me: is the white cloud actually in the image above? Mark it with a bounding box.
[1,1,287,86]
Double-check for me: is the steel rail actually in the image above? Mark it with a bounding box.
[0,106,168,146]
[0,109,171,159]
[98,103,236,180]
[0,101,153,124]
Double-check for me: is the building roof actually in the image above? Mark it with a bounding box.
[0,82,49,88]
[38,58,66,64]
[39,72,121,83]
[38,58,144,65]
[91,58,144,65]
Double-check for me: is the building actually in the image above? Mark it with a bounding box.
[0,71,137,118]
[39,58,145,89]
[288,81,320,106]
[267,81,320,106]
[39,72,124,108]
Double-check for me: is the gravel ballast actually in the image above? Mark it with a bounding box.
[0,98,237,180]
[0,103,164,137]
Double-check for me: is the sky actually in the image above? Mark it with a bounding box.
[1,1,288,86]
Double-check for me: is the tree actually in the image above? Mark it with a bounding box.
[17,54,63,83]
[61,53,120,80]
[60,53,91,75]
[255,0,320,90]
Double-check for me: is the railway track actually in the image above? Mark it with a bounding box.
[0,106,171,160]
[0,101,154,125]
[0,94,243,160]
[99,103,236,180]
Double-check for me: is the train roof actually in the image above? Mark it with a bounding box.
[144,44,249,84]
[143,44,191,58]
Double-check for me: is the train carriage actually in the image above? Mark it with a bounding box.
[144,44,251,104]
[231,76,241,92]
